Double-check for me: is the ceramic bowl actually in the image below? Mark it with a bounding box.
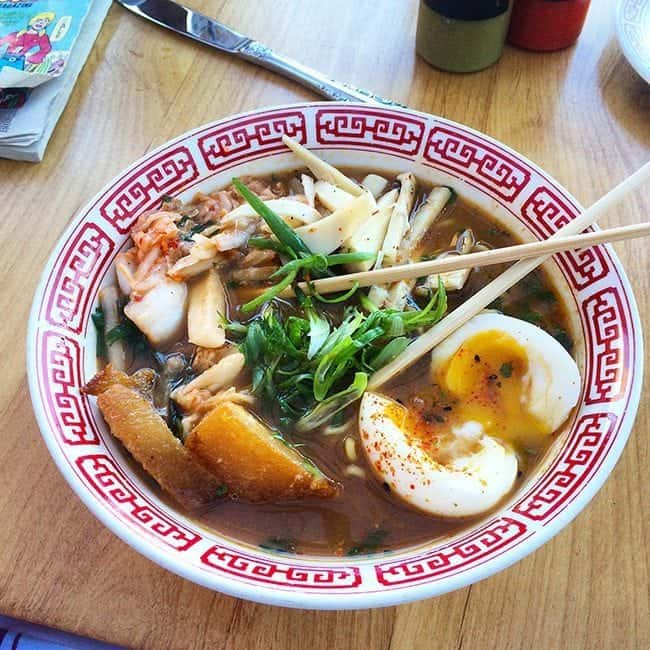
[617,0,650,83]
[27,102,643,609]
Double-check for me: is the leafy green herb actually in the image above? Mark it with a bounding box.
[499,362,513,378]
[321,252,376,266]
[233,180,376,314]
[91,305,106,359]
[259,537,297,553]
[232,178,312,258]
[369,337,409,370]
[180,221,215,241]
[553,329,573,353]
[301,455,322,477]
[105,323,131,345]
[521,273,557,303]
[269,253,328,278]
[247,236,290,254]
[230,282,447,431]
[347,528,388,556]
[534,289,557,303]
[304,297,330,359]
[224,318,248,337]
[215,485,229,498]
[240,251,374,313]
[522,271,543,291]
[242,270,298,313]
[168,399,184,441]
[329,410,346,428]
[106,318,150,354]
[310,282,360,304]
[295,372,368,432]
[488,296,504,312]
[103,302,153,357]
[359,292,379,313]
[516,307,543,324]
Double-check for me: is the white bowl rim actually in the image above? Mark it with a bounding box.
[26,100,644,609]
[616,0,650,84]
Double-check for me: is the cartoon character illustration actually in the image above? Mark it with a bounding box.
[46,56,66,76]
[0,12,55,72]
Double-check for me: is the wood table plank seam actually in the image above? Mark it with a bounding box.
[455,587,472,650]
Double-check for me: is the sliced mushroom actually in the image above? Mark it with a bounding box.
[231,266,279,284]
[171,352,246,412]
[168,256,216,281]
[302,174,316,207]
[401,187,452,255]
[99,286,126,371]
[380,185,454,307]
[367,284,390,308]
[168,234,225,281]
[384,280,413,310]
[418,229,477,293]
[380,172,417,267]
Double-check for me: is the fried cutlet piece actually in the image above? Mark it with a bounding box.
[186,401,339,502]
[83,364,156,397]
[96,384,223,510]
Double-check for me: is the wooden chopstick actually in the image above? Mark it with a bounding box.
[367,161,650,390]
[290,221,650,297]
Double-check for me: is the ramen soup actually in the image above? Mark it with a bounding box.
[84,137,580,556]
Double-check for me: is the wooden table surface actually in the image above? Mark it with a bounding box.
[1,1,648,648]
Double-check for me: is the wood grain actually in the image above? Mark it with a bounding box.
[0,1,648,648]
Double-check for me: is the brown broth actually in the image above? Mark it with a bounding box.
[183,172,575,557]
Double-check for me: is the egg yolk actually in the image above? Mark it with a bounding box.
[435,330,550,449]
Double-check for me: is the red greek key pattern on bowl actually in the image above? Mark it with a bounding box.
[423,126,530,201]
[38,330,98,445]
[201,546,362,589]
[520,185,574,234]
[99,146,199,234]
[28,105,641,602]
[76,454,201,552]
[514,413,617,522]
[520,185,608,289]
[581,287,630,404]
[198,111,306,170]
[554,246,609,291]
[44,223,114,334]
[375,517,528,586]
[315,108,425,155]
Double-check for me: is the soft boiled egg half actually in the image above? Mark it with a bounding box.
[359,312,581,518]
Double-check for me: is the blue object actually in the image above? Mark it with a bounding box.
[0,616,123,650]
[1,52,25,71]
